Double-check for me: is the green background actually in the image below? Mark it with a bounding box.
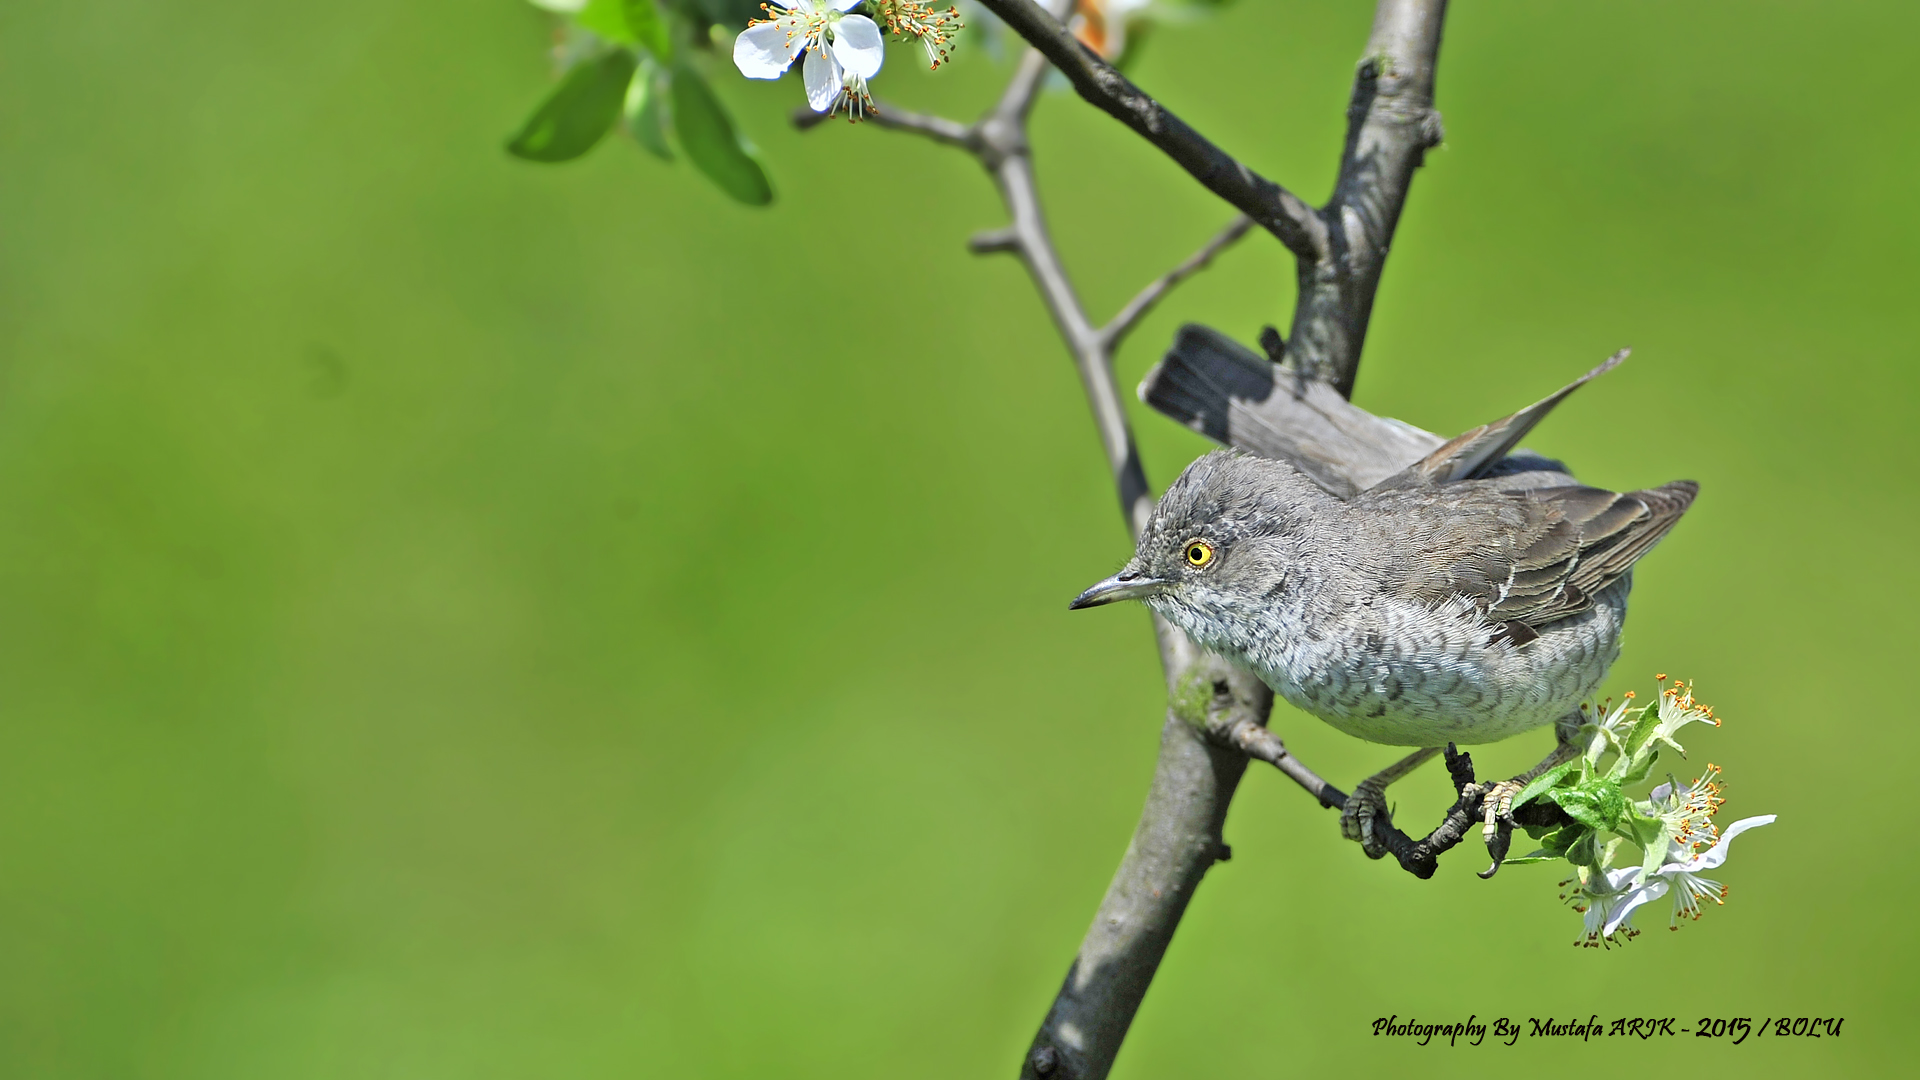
[1,0,1911,1075]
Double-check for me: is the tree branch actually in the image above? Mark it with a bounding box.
[970,0,1324,261]
[1098,215,1253,354]
[1020,655,1266,1080]
[1219,711,1347,810]
[974,0,1448,396]
[1285,0,1448,396]
[793,6,1454,1071]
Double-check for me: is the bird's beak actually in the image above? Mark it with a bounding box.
[1069,568,1169,610]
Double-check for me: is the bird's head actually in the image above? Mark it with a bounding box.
[1069,451,1326,649]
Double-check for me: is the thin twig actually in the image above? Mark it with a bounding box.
[967,226,1022,254]
[788,102,978,149]
[1219,715,1347,810]
[970,0,1325,261]
[1098,215,1254,353]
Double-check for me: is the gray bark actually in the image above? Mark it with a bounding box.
[799,3,1451,1075]
[1288,0,1449,396]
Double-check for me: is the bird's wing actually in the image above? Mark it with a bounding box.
[1387,480,1698,642]
[1365,350,1629,492]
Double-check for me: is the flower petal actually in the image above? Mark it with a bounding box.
[1606,879,1666,937]
[830,14,886,80]
[735,20,806,79]
[803,46,844,112]
[826,0,863,11]
[1602,865,1643,892]
[1683,814,1776,872]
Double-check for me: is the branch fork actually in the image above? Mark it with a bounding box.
[795,3,1453,1076]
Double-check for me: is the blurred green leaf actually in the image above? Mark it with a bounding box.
[576,0,636,42]
[694,0,765,32]
[506,50,640,163]
[576,0,675,59]
[669,62,772,205]
[623,0,674,60]
[624,65,674,161]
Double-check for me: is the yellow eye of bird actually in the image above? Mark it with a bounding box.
[1184,541,1214,568]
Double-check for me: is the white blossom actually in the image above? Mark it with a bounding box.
[1651,814,1775,927]
[1646,764,1726,853]
[734,0,886,117]
[1648,677,1719,758]
[1569,866,1656,947]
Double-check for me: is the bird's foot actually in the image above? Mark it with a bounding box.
[1473,777,1524,879]
[1480,778,1527,843]
[1338,747,1441,859]
[1339,777,1395,859]
[1478,724,1585,878]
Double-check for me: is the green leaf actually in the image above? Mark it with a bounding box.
[669,62,773,205]
[1639,825,1674,877]
[506,50,639,163]
[1538,824,1584,858]
[1608,705,1659,780]
[1509,760,1577,812]
[624,65,673,160]
[622,0,673,60]
[576,0,636,43]
[1623,808,1665,849]
[1502,851,1561,866]
[1620,745,1657,785]
[1594,783,1629,829]
[1552,793,1606,831]
[1565,828,1601,868]
[578,0,673,59]
[1547,780,1628,832]
[1620,705,1659,757]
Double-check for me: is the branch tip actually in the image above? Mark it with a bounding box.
[967,226,1022,256]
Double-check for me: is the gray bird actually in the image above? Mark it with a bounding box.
[1070,347,1696,849]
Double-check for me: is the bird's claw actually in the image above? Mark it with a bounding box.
[1476,778,1527,878]
[1481,778,1527,840]
[1340,779,1394,859]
